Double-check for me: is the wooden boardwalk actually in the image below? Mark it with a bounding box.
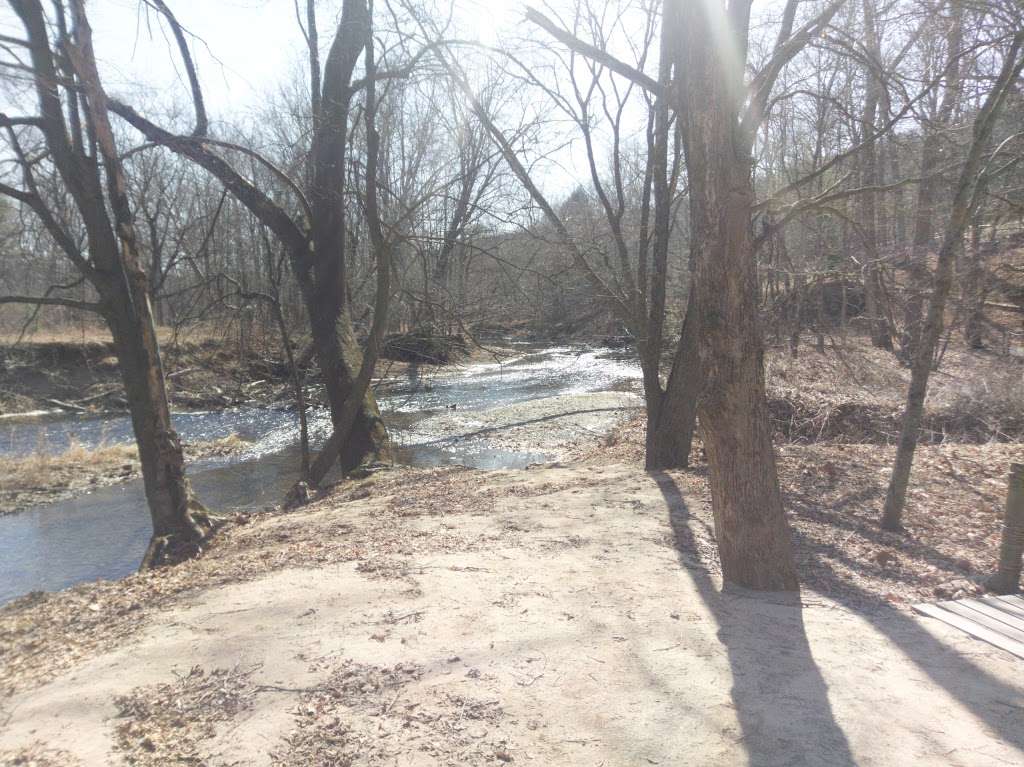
[913,594,1024,659]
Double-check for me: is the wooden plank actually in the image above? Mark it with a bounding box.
[959,598,1024,630]
[983,595,1024,620]
[942,601,1024,644]
[913,602,1024,660]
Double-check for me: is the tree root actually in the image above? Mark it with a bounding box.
[139,497,227,570]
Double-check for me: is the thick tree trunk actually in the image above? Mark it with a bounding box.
[302,0,390,480]
[676,0,798,590]
[34,0,213,567]
[303,274,391,469]
[690,168,798,590]
[307,299,390,476]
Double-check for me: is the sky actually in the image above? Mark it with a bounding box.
[0,0,794,199]
[85,0,524,119]
[1,0,586,193]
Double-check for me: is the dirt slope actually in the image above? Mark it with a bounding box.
[2,464,1021,766]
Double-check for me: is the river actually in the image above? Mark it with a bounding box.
[0,346,641,604]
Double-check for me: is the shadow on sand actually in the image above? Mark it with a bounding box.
[653,470,1024,765]
[653,471,856,765]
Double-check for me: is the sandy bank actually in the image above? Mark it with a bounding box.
[1,461,1022,765]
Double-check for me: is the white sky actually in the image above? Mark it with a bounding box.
[0,1,793,198]
[87,0,526,119]
[2,0,585,192]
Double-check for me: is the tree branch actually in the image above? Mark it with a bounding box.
[108,99,310,259]
[143,0,208,136]
[0,295,101,311]
[524,7,660,95]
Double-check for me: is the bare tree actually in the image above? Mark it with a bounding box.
[109,0,392,488]
[882,26,1024,530]
[901,0,965,361]
[0,0,213,566]
[521,0,844,589]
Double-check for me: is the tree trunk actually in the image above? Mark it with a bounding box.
[305,282,390,475]
[962,221,986,349]
[901,1,963,361]
[645,295,701,470]
[34,0,212,566]
[859,0,892,351]
[100,271,212,568]
[675,0,798,590]
[303,0,390,479]
[882,31,1024,530]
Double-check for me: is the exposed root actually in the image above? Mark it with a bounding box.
[138,497,226,571]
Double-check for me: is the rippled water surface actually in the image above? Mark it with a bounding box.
[0,346,640,604]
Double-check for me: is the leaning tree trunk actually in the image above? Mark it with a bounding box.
[100,269,212,567]
[302,0,390,480]
[54,0,212,566]
[307,298,390,475]
[882,30,1024,530]
[902,2,963,362]
[675,0,798,590]
[644,295,701,470]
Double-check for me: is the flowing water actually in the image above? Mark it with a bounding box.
[0,346,640,604]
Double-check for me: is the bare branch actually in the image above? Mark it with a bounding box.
[108,99,310,259]
[143,0,208,136]
[524,7,660,95]
[0,295,101,312]
[742,0,845,141]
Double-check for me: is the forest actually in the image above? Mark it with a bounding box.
[1,0,1023,764]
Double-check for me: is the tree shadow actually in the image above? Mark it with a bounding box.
[654,471,1024,762]
[652,471,856,766]
[794,532,1024,753]
[785,487,985,582]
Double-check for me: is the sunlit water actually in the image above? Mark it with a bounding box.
[0,346,640,604]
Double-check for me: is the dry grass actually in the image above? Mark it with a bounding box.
[762,339,1024,443]
[0,439,137,499]
[767,336,1023,408]
[0,434,248,515]
[0,321,237,347]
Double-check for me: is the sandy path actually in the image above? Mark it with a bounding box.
[2,464,1022,766]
